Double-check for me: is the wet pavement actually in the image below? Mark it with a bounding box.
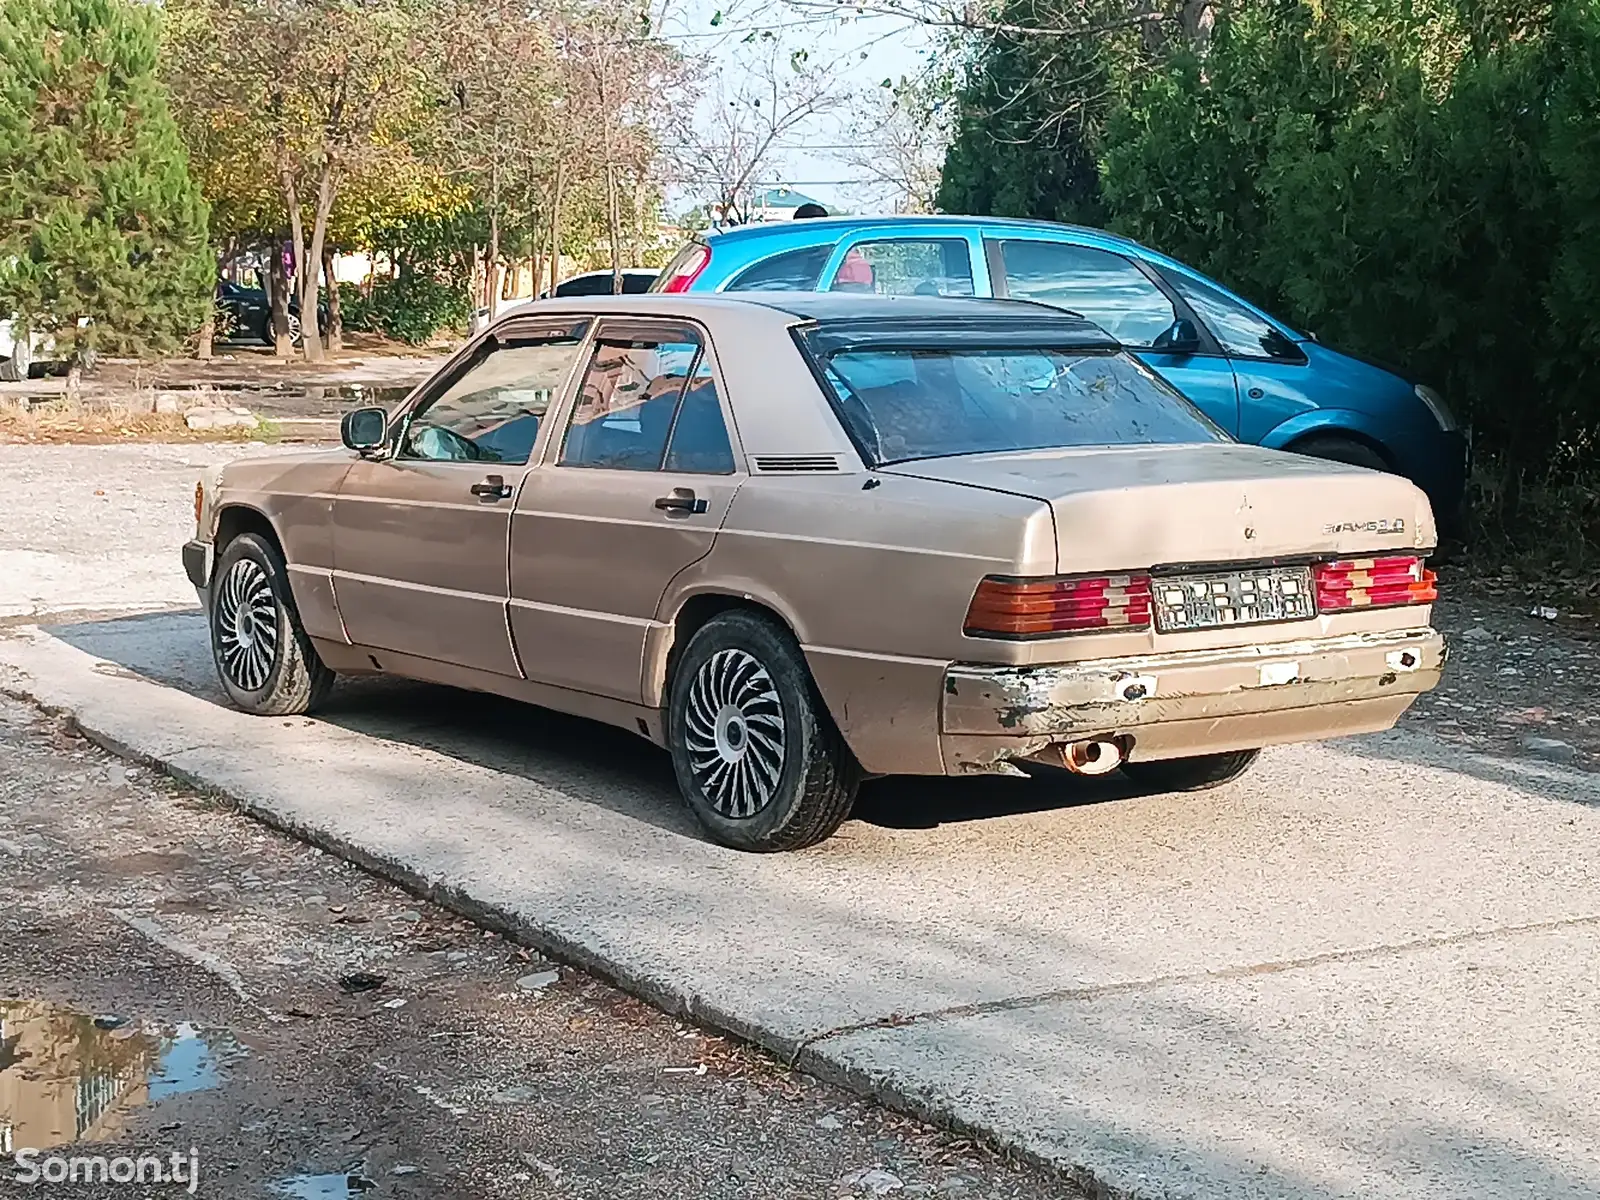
[0,694,1079,1198]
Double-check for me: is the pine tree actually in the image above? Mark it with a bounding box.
[0,0,212,362]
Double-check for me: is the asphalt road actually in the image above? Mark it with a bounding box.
[3,442,1600,1199]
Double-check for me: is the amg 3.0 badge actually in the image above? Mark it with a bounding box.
[1323,517,1406,536]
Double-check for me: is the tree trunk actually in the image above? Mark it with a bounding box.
[268,240,294,358]
[606,162,624,295]
[279,163,310,360]
[322,249,343,353]
[486,163,502,316]
[196,311,215,361]
[1178,0,1214,49]
[298,161,337,364]
[548,164,566,296]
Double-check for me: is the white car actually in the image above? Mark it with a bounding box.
[0,317,42,382]
[0,317,90,381]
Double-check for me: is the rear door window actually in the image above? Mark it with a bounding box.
[996,240,1176,348]
[725,245,832,292]
[827,239,975,297]
[559,326,735,474]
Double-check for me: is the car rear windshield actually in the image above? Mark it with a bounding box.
[811,345,1227,465]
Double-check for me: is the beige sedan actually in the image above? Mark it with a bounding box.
[183,294,1444,851]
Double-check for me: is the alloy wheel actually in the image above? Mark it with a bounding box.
[683,648,787,818]
[216,558,279,692]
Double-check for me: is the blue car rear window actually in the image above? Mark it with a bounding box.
[724,245,833,292]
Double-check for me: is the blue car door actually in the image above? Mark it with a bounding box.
[984,235,1241,436]
[1151,266,1320,445]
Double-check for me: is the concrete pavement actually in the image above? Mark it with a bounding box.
[3,611,1599,1199]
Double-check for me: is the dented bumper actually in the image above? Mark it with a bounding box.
[941,627,1445,764]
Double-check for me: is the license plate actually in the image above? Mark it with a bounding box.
[1153,566,1316,631]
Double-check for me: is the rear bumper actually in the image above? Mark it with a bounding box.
[940,626,1445,772]
[182,539,212,591]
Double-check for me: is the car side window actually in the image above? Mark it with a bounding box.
[725,245,832,292]
[1162,270,1302,360]
[400,335,583,466]
[561,336,700,471]
[663,349,736,474]
[997,240,1176,349]
[828,239,975,297]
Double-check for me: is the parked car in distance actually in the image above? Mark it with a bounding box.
[1,315,91,380]
[653,216,1468,526]
[216,278,326,346]
[1,316,41,381]
[539,269,659,298]
[471,272,661,328]
[184,293,1444,852]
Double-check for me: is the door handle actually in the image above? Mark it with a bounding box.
[470,474,513,501]
[654,487,708,515]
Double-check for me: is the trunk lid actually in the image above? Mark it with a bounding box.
[880,443,1436,574]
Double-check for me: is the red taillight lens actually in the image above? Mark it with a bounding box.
[1314,555,1438,610]
[965,574,1153,638]
[659,245,710,294]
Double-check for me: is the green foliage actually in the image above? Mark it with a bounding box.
[937,4,1113,224]
[942,0,1600,558]
[0,0,212,358]
[339,274,470,344]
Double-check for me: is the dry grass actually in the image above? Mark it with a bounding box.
[0,395,277,445]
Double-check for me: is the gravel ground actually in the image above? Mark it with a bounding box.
[0,694,1075,1199]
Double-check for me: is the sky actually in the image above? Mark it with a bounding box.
[657,0,936,213]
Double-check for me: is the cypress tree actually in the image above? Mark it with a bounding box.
[0,0,212,362]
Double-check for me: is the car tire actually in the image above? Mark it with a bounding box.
[1121,749,1260,792]
[209,532,334,716]
[1291,434,1389,472]
[667,610,858,852]
[287,313,304,347]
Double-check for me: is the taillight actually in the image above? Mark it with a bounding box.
[194,481,204,523]
[659,244,710,294]
[965,574,1153,638]
[1314,555,1437,610]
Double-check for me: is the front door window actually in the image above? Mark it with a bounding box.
[997,240,1176,348]
[402,335,585,466]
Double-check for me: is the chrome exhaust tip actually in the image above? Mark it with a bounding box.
[1062,738,1125,776]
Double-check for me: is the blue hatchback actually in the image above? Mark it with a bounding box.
[654,216,1468,525]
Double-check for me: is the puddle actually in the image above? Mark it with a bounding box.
[0,999,242,1151]
[270,1172,376,1198]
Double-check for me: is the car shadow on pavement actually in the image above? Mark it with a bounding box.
[45,610,1148,841]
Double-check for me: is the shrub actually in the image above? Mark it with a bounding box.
[335,273,470,344]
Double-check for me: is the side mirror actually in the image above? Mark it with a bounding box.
[1154,317,1202,354]
[341,406,388,454]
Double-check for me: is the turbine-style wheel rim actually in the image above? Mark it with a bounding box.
[684,648,786,818]
[287,314,302,343]
[216,558,279,692]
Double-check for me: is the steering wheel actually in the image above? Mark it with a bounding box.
[408,423,481,462]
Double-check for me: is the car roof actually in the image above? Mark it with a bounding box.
[703,213,1145,251]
